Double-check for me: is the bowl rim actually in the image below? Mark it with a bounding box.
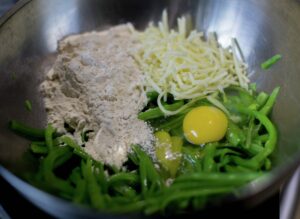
[1,0,300,216]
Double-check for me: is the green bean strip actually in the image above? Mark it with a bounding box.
[261,54,282,70]
[145,187,234,215]
[226,121,245,146]
[42,147,74,194]
[113,185,137,198]
[202,143,217,173]
[69,167,82,184]
[139,154,148,196]
[45,124,55,151]
[248,143,264,155]
[256,92,269,109]
[146,91,159,102]
[108,172,139,187]
[73,179,86,203]
[81,159,105,209]
[9,120,45,138]
[232,108,277,169]
[245,117,255,149]
[95,163,108,194]
[24,99,32,112]
[259,87,280,115]
[61,136,90,160]
[138,101,184,120]
[157,114,185,131]
[174,172,262,184]
[30,143,48,154]
[224,165,255,173]
[258,134,269,142]
[145,157,163,193]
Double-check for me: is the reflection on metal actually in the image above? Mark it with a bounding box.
[281,168,300,219]
[40,1,80,52]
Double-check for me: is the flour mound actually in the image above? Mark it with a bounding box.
[40,24,154,167]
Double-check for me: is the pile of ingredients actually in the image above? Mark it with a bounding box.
[10,11,280,215]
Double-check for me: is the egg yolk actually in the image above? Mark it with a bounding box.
[183,106,228,145]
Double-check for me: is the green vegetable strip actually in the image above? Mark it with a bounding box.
[61,136,90,159]
[157,114,185,131]
[261,54,282,70]
[138,101,184,120]
[45,124,55,151]
[256,92,269,109]
[260,87,280,115]
[9,120,45,138]
[30,143,48,154]
[108,172,139,187]
[73,179,86,203]
[145,157,163,193]
[139,153,148,196]
[232,109,277,169]
[113,185,137,198]
[95,163,108,194]
[24,99,32,112]
[69,167,82,184]
[42,147,74,194]
[146,91,159,101]
[145,187,234,215]
[245,117,255,149]
[202,143,216,173]
[258,134,269,142]
[174,172,262,184]
[224,165,255,173]
[81,159,105,209]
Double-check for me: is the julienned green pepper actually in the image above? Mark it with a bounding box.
[226,121,246,146]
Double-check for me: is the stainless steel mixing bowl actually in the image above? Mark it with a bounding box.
[1,0,300,218]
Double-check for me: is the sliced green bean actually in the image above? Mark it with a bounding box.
[81,159,105,209]
[45,124,55,151]
[73,179,86,203]
[146,91,159,102]
[24,99,32,112]
[9,120,45,139]
[226,121,246,146]
[108,172,139,187]
[145,187,234,215]
[174,172,262,184]
[202,143,217,173]
[232,109,277,169]
[138,101,184,120]
[259,87,280,115]
[261,54,282,70]
[30,143,48,154]
[42,147,75,194]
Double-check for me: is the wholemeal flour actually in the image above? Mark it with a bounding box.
[40,24,154,167]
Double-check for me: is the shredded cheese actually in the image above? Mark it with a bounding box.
[133,10,249,116]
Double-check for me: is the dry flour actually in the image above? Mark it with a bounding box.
[40,24,154,167]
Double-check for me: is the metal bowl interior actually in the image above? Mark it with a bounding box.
[1,0,300,218]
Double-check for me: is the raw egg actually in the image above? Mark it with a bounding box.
[183,106,228,145]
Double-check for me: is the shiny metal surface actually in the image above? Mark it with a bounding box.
[1,0,300,218]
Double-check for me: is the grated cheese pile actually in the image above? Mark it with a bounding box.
[133,11,250,116]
